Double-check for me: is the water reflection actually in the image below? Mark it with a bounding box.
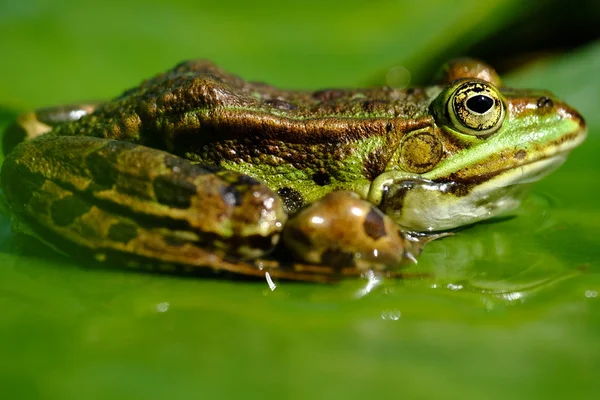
[354,270,382,298]
[264,272,277,291]
[258,193,586,306]
[380,310,402,320]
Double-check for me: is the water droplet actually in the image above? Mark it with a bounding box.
[381,310,402,320]
[502,292,523,302]
[265,272,277,291]
[446,283,463,291]
[354,270,382,298]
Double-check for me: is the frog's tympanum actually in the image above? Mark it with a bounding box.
[0,59,586,282]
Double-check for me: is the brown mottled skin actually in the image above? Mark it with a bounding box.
[60,60,431,140]
[0,58,587,282]
[46,60,585,205]
[48,60,436,183]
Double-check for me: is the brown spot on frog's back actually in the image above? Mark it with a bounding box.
[0,161,46,206]
[152,175,197,209]
[107,221,139,244]
[362,208,387,240]
[85,141,137,188]
[50,195,92,227]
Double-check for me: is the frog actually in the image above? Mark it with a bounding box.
[0,58,587,283]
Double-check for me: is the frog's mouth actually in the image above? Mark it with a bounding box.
[378,151,574,232]
[469,151,569,191]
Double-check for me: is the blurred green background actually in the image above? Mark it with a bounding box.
[1,0,599,398]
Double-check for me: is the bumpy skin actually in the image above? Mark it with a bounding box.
[43,60,586,220]
[46,60,440,211]
[1,135,286,257]
[0,59,587,282]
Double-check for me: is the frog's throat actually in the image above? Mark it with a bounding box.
[387,153,568,231]
[368,148,571,205]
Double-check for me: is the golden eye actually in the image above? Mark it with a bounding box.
[446,80,505,136]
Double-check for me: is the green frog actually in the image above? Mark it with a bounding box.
[0,59,586,282]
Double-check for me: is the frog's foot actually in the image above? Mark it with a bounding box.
[282,191,422,273]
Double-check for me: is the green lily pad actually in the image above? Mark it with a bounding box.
[0,1,599,399]
[0,0,529,108]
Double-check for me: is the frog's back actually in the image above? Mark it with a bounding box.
[52,60,433,150]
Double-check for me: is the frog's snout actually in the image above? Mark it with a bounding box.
[556,99,587,134]
[507,90,587,146]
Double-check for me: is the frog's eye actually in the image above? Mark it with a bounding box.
[444,80,505,136]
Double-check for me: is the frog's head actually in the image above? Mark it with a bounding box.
[369,59,587,231]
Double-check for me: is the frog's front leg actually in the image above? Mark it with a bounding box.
[1,135,287,269]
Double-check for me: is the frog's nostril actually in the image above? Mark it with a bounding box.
[556,102,587,131]
[537,96,554,108]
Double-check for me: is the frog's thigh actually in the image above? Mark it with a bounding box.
[1,135,286,269]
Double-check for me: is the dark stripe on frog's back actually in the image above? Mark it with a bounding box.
[49,60,433,149]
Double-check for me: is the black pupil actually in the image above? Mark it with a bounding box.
[466,95,494,114]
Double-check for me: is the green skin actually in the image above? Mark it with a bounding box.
[0,59,587,282]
